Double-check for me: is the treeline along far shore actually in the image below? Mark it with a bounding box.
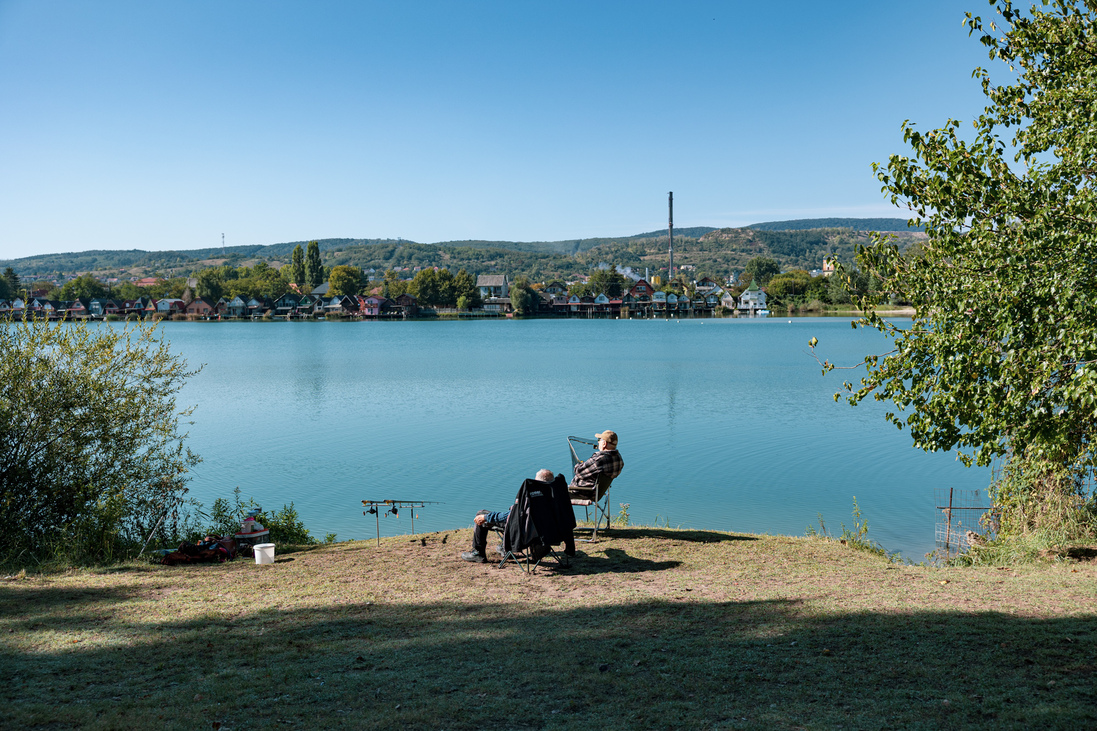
[3,218,923,287]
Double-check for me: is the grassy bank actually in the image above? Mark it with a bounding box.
[3,527,1095,730]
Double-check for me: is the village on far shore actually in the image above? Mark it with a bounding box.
[2,267,791,321]
[1,217,921,321]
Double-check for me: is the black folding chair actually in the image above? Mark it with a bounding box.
[496,474,576,573]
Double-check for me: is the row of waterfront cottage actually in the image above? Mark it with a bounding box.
[2,292,420,320]
[1,277,768,321]
[491,276,768,316]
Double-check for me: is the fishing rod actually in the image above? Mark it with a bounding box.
[360,500,443,546]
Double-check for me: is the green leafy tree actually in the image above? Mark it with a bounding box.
[741,257,781,286]
[436,268,456,306]
[195,269,224,301]
[259,267,291,299]
[767,270,812,301]
[410,268,440,306]
[0,319,200,564]
[291,244,305,288]
[328,265,363,296]
[510,277,538,315]
[453,269,481,308]
[34,281,62,299]
[588,266,628,297]
[409,267,460,307]
[165,278,188,299]
[3,267,19,296]
[112,282,144,301]
[568,281,595,298]
[58,274,107,301]
[381,269,409,299]
[826,272,853,305]
[832,0,1097,538]
[304,241,323,292]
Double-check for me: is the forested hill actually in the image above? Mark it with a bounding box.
[2,219,923,282]
[429,227,719,255]
[747,217,922,232]
[283,227,923,281]
[1,238,403,276]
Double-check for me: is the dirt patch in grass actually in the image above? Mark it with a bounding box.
[3,528,1096,729]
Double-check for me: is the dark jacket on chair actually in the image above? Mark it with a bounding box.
[504,474,576,556]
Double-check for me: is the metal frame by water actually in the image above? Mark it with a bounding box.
[934,488,992,559]
[361,500,441,547]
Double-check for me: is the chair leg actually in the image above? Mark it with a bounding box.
[576,503,597,543]
[591,493,611,541]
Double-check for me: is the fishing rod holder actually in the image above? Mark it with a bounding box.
[361,499,442,547]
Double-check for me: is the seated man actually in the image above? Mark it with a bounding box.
[461,468,554,563]
[569,429,624,500]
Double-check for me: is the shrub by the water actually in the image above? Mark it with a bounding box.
[199,486,324,546]
[0,317,200,569]
[956,454,1097,565]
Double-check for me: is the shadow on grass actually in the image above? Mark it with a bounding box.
[1063,546,1097,561]
[3,584,1095,730]
[0,584,144,620]
[590,527,758,543]
[557,547,681,575]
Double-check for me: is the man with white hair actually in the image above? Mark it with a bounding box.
[461,468,554,563]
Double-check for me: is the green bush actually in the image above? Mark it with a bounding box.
[954,454,1097,565]
[0,318,199,569]
[196,487,321,545]
[990,455,1095,540]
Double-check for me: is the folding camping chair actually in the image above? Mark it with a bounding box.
[495,474,575,573]
[567,435,619,542]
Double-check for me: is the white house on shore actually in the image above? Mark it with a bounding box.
[477,274,509,299]
[737,279,767,312]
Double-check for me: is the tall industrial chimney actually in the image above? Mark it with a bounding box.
[668,192,674,282]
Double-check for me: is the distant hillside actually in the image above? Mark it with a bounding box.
[1,220,925,284]
[323,242,591,281]
[747,217,922,232]
[626,226,718,239]
[428,239,582,255]
[561,227,921,276]
[1,238,403,279]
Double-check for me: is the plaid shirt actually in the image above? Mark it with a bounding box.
[571,448,624,491]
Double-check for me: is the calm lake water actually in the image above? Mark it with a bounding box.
[157,317,989,559]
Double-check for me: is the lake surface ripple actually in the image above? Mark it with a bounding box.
[165,317,989,559]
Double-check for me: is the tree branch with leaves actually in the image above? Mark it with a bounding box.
[824,0,1097,540]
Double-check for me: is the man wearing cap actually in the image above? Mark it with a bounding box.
[570,430,624,499]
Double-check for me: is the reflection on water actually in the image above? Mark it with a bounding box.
[161,318,989,559]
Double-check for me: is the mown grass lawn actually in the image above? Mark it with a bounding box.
[2,527,1095,730]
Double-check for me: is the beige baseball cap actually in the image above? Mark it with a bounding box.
[595,430,618,447]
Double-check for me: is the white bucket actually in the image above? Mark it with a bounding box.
[254,543,276,565]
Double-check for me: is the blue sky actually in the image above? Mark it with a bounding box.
[0,1,996,259]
